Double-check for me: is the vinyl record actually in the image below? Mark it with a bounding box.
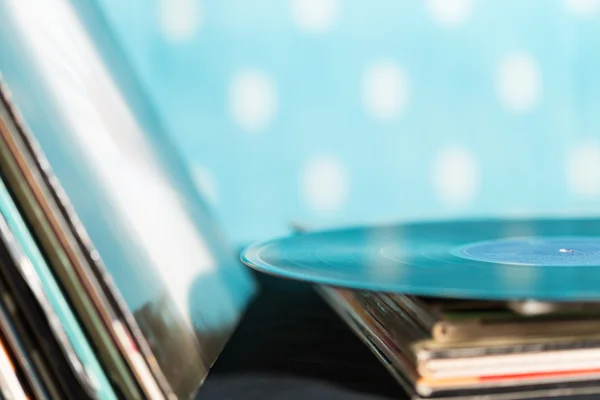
[242,218,600,301]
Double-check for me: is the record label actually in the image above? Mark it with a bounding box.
[454,237,600,266]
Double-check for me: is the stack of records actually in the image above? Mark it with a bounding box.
[0,0,256,398]
[242,221,600,399]
[320,288,600,399]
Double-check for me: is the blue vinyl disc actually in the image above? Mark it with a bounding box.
[241,218,600,301]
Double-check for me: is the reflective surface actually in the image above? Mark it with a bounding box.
[0,0,256,397]
[243,218,600,300]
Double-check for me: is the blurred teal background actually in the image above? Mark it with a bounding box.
[96,0,600,245]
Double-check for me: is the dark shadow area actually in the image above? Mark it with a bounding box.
[198,269,406,399]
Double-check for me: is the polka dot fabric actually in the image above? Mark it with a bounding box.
[95,0,600,244]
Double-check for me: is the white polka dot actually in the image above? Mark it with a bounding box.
[229,70,277,133]
[427,0,472,26]
[566,139,600,198]
[301,155,348,213]
[159,0,201,42]
[291,0,339,33]
[564,0,600,17]
[192,165,218,206]
[496,53,541,113]
[431,146,480,206]
[362,61,409,122]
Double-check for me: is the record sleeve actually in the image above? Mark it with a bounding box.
[0,80,152,400]
[0,0,255,397]
[0,176,117,399]
[0,248,88,399]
